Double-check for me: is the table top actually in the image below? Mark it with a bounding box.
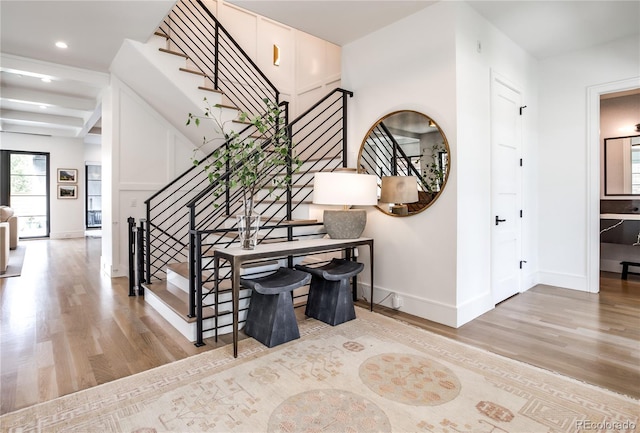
[213,237,373,260]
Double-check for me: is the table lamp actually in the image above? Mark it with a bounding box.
[379,176,419,216]
[313,171,378,238]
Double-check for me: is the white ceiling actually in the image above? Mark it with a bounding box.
[1,0,638,139]
[0,0,175,138]
[227,0,640,58]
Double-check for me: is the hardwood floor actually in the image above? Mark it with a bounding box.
[359,272,640,399]
[1,237,638,415]
[0,237,225,415]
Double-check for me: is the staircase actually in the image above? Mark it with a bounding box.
[124,0,354,343]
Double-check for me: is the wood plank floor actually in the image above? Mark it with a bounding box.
[1,237,638,415]
[358,272,640,400]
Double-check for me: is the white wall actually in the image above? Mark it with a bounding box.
[343,2,459,326]
[0,133,86,239]
[454,3,539,324]
[213,0,341,117]
[101,76,195,277]
[538,35,640,290]
[601,94,640,197]
[343,1,539,327]
[85,142,102,164]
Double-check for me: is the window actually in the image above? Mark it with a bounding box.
[86,165,102,228]
[0,151,50,238]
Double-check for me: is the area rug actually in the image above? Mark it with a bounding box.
[1,308,637,433]
[0,245,26,279]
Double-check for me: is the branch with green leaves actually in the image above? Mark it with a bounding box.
[187,98,301,217]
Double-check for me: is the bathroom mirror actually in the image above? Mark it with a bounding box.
[357,110,450,216]
[604,135,640,195]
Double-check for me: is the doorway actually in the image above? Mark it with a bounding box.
[0,150,50,238]
[587,77,640,292]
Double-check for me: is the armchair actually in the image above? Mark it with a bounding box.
[0,206,18,250]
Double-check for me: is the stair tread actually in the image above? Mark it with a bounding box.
[167,260,283,283]
[159,47,188,58]
[179,67,211,77]
[259,183,312,190]
[303,155,342,163]
[282,219,318,225]
[198,86,223,94]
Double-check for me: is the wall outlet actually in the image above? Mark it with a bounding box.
[391,294,403,309]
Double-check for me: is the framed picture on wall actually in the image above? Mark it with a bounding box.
[58,185,77,199]
[57,168,77,183]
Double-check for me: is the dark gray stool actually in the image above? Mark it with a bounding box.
[241,267,311,348]
[295,258,364,326]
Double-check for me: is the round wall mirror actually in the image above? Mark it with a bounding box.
[357,110,450,216]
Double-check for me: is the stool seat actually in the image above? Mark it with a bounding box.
[241,267,311,348]
[297,258,364,281]
[241,267,311,295]
[295,258,364,326]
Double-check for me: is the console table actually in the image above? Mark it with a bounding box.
[210,237,374,357]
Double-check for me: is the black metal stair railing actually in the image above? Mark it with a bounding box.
[185,89,354,323]
[141,107,274,283]
[131,0,358,344]
[158,0,279,116]
[359,121,430,191]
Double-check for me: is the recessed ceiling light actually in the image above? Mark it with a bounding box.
[55,41,68,49]
[41,77,51,83]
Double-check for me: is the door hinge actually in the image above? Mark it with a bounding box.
[520,158,523,166]
[520,209,523,218]
[519,260,527,269]
[519,105,527,115]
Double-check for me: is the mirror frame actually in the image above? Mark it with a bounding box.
[603,134,640,196]
[357,110,451,217]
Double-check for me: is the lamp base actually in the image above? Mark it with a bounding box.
[323,209,366,239]
[389,204,408,216]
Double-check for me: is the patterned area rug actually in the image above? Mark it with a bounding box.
[1,308,637,433]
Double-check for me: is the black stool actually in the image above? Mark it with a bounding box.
[241,267,311,348]
[295,258,364,326]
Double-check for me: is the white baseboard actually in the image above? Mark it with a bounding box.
[100,257,127,278]
[50,231,85,239]
[358,283,459,328]
[537,271,588,292]
[455,291,494,327]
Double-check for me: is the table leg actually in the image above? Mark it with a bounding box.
[232,260,241,358]
[214,256,219,342]
[369,241,374,312]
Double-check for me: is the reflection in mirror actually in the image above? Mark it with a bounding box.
[604,135,640,195]
[357,111,450,216]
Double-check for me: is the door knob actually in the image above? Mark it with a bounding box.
[495,216,506,225]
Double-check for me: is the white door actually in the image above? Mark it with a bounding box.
[491,73,523,304]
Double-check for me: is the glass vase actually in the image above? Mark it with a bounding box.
[237,213,260,250]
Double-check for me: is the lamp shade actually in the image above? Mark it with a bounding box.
[379,176,419,204]
[313,172,378,206]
